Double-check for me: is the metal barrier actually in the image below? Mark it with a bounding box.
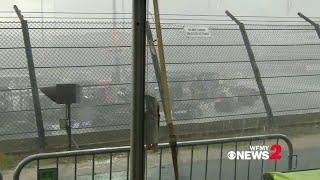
[13,134,294,180]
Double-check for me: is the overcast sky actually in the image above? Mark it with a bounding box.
[2,0,320,17]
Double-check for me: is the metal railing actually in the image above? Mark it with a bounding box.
[13,134,294,180]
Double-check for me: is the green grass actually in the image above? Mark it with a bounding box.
[0,153,20,170]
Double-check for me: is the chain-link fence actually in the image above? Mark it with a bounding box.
[1,11,320,152]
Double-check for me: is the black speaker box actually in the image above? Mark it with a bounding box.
[56,84,81,104]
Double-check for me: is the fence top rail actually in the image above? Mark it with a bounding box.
[0,11,318,19]
[175,134,292,148]
[13,134,292,180]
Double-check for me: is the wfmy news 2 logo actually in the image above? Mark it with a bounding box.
[227,144,282,160]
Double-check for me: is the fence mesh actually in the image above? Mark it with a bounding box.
[1,12,320,152]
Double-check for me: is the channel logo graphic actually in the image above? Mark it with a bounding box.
[227,144,282,160]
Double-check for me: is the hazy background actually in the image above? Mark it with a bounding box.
[1,0,320,17]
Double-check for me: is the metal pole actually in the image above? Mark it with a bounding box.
[298,12,320,38]
[113,0,121,84]
[226,10,273,127]
[13,5,46,151]
[130,0,146,179]
[66,104,72,151]
[146,21,164,107]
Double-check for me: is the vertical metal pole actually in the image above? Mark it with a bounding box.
[234,142,238,180]
[113,0,121,84]
[13,5,46,151]
[75,155,78,180]
[204,145,209,180]
[131,0,146,179]
[159,149,163,180]
[219,143,223,180]
[190,146,194,180]
[37,159,40,179]
[110,153,113,180]
[225,10,273,127]
[92,154,95,180]
[66,103,72,151]
[113,0,116,26]
[146,22,164,102]
[127,152,130,180]
[298,12,320,38]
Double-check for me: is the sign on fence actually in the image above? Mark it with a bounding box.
[38,168,58,180]
[184,27,211,37]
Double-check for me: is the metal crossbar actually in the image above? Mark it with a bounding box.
[13,134,294,180]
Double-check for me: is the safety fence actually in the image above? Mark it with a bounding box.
[13,134,295,180]
[0,10,320,151]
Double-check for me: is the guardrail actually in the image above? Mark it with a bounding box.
[13,134,294,180]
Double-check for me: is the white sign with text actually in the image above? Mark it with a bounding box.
[184,27,211,37]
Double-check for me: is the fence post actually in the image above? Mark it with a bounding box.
[13,5,46,151]
[146,21,164,106]
[225,10,273,126]
[298,12,320,38]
